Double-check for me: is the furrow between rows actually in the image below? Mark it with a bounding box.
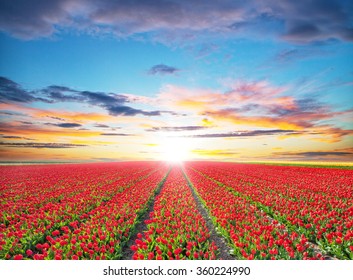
[129,166,218,260]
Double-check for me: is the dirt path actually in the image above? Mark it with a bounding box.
[182,167,235,260]
[120,168,171,259]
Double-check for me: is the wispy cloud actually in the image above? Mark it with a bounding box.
[156,81,288,112]
[273,48,332,64]
[94,123,110,128]
[0,122,101,138]
[292,151,353,157]
[0,135,34,140]
[273,148,353,160]
[307,126,353,143]
[148,64,180,75]
[152,80,353,142]
[45,122,82,128]
[187,129,296,138]
[100,133,133,136]
[147,126,207,132]
[0,142,87,149]
[192,149,239,157]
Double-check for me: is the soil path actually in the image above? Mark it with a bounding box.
[182,167,235,260]
[121,168,171,260]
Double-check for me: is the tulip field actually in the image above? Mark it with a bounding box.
[1,161,352,260]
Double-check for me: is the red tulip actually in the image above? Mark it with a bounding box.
[14,254,23,260]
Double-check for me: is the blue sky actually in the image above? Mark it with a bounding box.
[0,0,352,162]
[0,33,187,93]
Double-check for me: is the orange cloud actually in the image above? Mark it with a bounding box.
[0,122,101,138]
[0,102,112,123]
[191,149,239,157]
[309,126,353,143]
[157,84,222,111]
[273,96,297,110]
[206,110,304,130]
[157,81,289,112]
[35,112,112,122]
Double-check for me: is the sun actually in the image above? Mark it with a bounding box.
[159,137,191,163]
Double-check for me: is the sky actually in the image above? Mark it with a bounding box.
[0,0,353,162]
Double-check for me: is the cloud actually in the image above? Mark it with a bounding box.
[100,133,133,136]
[42,85,128,107]
[0,135,34,140]
[0,0,71,39]
[94,123,110,128]
[205,109,304,130]
[0,110,28,116]
[80,91,128,106]
[187,129,296,138]
[153,80,353,142]
[0,77,37,103]
[0,121,101,138]
[35,77,345,138]
[307,126,353,143]
[273,48,332,64]
[157,81,287,112]
[0,142,87,149]
[41,86,80,102]
[193,149,238,155]
[260,0,353,43]
[284,23,322,42]
[46,122,82,128]
[192,149,239,157]
[0,0,351,44]
[43,84,165,116]
[148,64,180,75]
[38,111,112,123]
[1,135,21,139]
[193,43,220,58]
[46,115,66,121]
[151,75,353,143]
[294,151,353,157]
[273,148,353,160]
[147,126,207,132]
[1,77,166,117]
[105,104,161,116]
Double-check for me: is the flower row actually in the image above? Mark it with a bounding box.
[185,166,322,260]
[0,162,166,259]
[188,162,353,259]
[131,166,217,260]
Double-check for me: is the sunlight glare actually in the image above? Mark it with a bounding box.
[159,137,190,163]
